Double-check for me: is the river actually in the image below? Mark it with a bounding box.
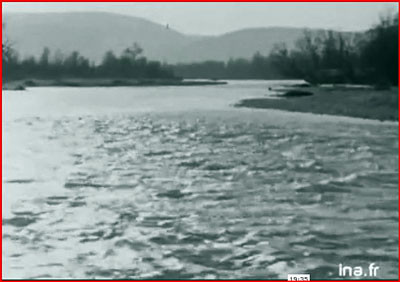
[2,80,398,279]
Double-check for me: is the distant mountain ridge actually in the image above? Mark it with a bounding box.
[4,12,196,63]
[3,12,350,64]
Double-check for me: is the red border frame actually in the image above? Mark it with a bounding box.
[0,1,399,282]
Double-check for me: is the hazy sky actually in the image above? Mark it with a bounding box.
[3,2,398,35]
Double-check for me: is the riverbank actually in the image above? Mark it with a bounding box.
[236,85,398,121]
[3,78,227,90]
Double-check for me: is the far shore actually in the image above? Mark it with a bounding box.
[235,85,398,122]
[3,78,227,90]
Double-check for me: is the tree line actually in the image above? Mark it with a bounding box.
[2,41,175,81]
[170,13,398,85]
[3,13,398,85]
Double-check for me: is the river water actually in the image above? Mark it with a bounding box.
[2,80,398,279]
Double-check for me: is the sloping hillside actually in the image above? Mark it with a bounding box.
[4,12,346,64]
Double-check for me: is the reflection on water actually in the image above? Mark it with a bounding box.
[2,81,398,279]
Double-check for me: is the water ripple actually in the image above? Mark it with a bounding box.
[3,113,398,279]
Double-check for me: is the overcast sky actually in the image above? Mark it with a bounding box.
[3,2,398,35]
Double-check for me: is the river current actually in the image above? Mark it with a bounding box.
[2,80,398,279]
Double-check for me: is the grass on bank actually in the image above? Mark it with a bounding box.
[236,86,398,121]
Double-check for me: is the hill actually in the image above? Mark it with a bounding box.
[174,27,304,63]
[4,12,197,63]
[3,12,343,64]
